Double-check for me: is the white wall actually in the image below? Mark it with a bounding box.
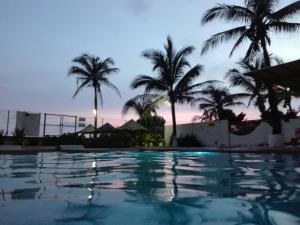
[165,120,230,146]
[282,119,300,142]
[165,119,300,147]
[230,122,272,146]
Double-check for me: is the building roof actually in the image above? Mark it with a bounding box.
[78,124,95,133]
[118,119,147,131]
[96,123,116,133]
[245,59,300,93]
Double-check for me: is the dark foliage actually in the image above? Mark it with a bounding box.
[12,128,25,145]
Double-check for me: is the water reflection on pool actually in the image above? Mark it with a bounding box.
[0,151,300,225]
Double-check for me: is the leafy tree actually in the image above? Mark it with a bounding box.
[195,85,249,121]
[69,54,120,138]
[137,113,165,136]
[201,0,300,134]
[131,36,212,146]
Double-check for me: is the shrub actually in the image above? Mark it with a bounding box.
[177,134,204,147]
[42,135,60,146]
[58,133,84,145]
[12,128,25,145]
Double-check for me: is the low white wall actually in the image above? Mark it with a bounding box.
[230,122,272,146]
[282,119,300,142]
[164,120,229,146]
[165,119,300,147]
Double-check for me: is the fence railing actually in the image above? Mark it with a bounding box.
[0,109,127,137]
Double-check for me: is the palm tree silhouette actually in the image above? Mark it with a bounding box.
[131,36,211,146]
[226,55,284,116]
[69,54,120,138]
[195,85,249,121]
[201,0,300,133]
[122,94,163,119]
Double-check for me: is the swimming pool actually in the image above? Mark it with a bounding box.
[0,151,300,225]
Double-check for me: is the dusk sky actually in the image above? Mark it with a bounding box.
[1,0,299,126]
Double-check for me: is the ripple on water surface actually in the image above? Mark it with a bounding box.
[0,151,300,225]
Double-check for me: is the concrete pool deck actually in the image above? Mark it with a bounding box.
[0,145,300,154]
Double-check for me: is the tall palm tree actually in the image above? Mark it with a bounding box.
[122,94,163,118]
[69,54,120,138]
[196,85,250,121]
[226,55,284,115]
[131,36,211,146]
[201,0,300,134]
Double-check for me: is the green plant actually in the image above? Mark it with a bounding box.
[177,134,204,147]
[12,128,25,145]
[58,133,84,145]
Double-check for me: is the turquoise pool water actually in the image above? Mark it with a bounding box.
[0,151,300,225]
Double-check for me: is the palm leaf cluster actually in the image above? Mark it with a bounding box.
[122,94,166,118]
[131,36,207,104]
[195,85,250,121]
[130,36,214,144]
[201,0,300,61]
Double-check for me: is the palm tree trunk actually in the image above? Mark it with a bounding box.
[261,39,281,134]
[170,100,177,146]
[94,87,98,138]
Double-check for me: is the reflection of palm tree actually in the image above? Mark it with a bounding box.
[195,85,249,121]
[201,0,300,134]
[131,36,210,145]
[69,54,120,138]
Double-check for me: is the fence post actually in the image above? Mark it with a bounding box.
[6,110,10,136]
[43,113,47,136]
[75,116,77,133]
[60,115,63,135]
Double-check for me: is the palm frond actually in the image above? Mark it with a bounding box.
[269,22,300,33]
[271,1,300,21]
[101,79,121,97]
[201,26,247,55]
[174,65,203,92]
[72,54,93,73]
[72,79,90,98]
[131,75,167,93]
[201,4,253,24]
[68,66,90,77]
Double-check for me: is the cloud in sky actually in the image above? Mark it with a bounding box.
[127,0,156,14]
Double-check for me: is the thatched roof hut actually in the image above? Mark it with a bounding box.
[118,119,147,131]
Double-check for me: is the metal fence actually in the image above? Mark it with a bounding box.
[0,109,127,137]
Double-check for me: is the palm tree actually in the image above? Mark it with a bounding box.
[195,85,250,121]
[201,0,300,134]
[131,36,211,146]
[225,56,268,114]
[69,54,120,138]
[122,94,164,118]
[226,55,286,116]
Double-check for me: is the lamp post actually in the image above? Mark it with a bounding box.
[93,109,97,138]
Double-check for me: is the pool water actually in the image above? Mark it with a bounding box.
[0,151,300,225]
